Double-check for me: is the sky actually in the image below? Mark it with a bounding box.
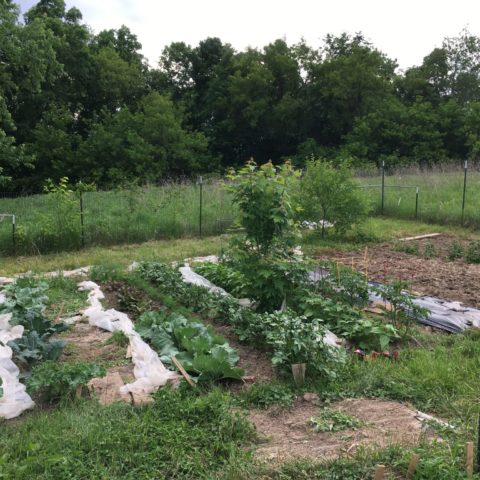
[16,0,480,71]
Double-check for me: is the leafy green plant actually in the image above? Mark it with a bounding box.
[373,280,429,335]
[104,330,129,348]
[1,277,68,366]
[393,240,419,255]
[27,361,105,402]
[260,311,343,378]
[448,239,464,260]
[465,240,480,263]
[423,241,437,258]
[226,160,300,254]
[295,292,398,351]
[295,157,371,236]
[193,261,248,297]
[136,310,244,382]
[237,383,295,409]
[9,331,66,366]
[310,408,364,432]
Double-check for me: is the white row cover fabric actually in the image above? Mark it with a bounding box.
[0,312,35,419]
[78,281,179,396]
[0,267,90,287]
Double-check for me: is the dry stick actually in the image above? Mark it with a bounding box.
[55,302,65,323]
[171,356,196,388]
[406,454,420,479]
[466,442,474,478]
[373,464,385,480]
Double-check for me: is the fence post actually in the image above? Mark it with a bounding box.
[415,187,419,220]
[12,214,16,255]
[79,192,85,248]
[381,160,385,214]
[462,160,468,225]
[198,176,203,237]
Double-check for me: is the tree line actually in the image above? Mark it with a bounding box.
[2,0,480,192]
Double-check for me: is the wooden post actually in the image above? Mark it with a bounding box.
[373,464,385,480]
[171,356,196,388]
[406,453,419,479]
[466,442,474,478]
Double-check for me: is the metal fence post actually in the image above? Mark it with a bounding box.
[415,187,419,220]
[12,214,16,255]
[381,160,385,214]
[198,176,203,237]
[79,191,85,248]
[462,160,468,225]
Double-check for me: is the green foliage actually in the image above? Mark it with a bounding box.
[393,240,420,255]
[310,408,363,432]
[296,158,371,235]
[373,280,429,335]
[259,311,343,377]
[0,387,253,479]
[295,291,398,351]
[0,277,68,366]
[448,239,464,260]
[226,160,300,254]
[193,261,248,297]
[423,241,437,258]
[228,245,310,311]
[465,240,480,263]
[136,310,244,381]
[27,361,105,402]
[237,382,295,409]
[104,330,129,348]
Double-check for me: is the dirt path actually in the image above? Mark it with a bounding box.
[315,234,480,308]
[250,397,432,463]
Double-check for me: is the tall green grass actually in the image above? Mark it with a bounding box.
[0,180,236,256]
[359,165,480,228]
[2,166,480,257]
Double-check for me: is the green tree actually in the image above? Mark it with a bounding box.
[296,157,371,235]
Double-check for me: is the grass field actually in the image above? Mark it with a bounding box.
[2,166,480,257]
[360,165,480,227]
[0,180,236,256]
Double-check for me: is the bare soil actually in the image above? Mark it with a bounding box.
[250,397,433,463]
[315,234,480,308]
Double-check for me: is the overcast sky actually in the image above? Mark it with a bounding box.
[16,0,480,71]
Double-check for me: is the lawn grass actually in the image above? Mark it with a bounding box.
[3,217,478,276]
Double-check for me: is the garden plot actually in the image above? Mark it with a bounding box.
[314,234,480,308]
[250,398,436,463]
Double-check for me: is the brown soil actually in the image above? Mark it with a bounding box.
[100,280,163,322]
[250,397,432,463]
[315,234,480,308]
[59,319,131,369]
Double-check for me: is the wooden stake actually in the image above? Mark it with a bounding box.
[171,356,196,387]
[406,453,419,479]
[466,442,474,478]
[373,464,385,480]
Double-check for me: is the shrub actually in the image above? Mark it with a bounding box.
[296,157,371,236]
[448,240,464,260]
[465,240,480,263]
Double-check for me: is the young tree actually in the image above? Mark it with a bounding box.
[297,157,371,235]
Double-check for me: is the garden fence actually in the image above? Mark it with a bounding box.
[0,179,236,256]
[1,162,480,257]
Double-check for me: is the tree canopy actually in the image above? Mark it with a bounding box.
[2,1,480,191]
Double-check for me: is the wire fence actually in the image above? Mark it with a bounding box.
[1,162,480,257]
[0,179,237,256]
